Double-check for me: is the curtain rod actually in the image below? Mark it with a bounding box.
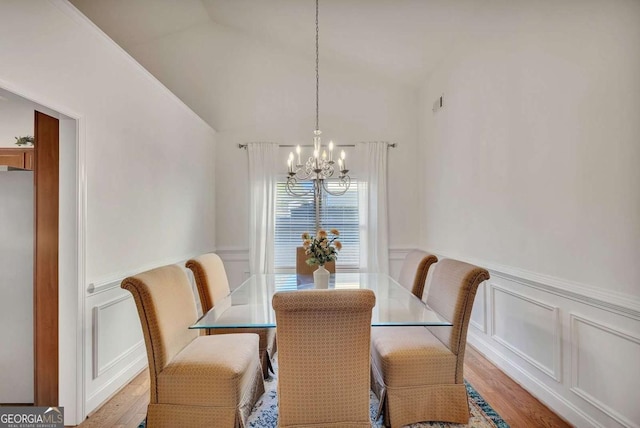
[238,143,397,149]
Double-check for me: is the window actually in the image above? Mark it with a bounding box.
[274,180,360,271]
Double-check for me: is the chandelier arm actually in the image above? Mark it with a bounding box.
[294,169,314,180]
[286,177,315,197]
[321,163,335,178]
[320,175,351,196]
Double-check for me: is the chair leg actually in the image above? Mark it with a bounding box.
[375,388,386,420]
[266,351,275,375]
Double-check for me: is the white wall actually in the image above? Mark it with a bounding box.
[419,0,640,300]
[418,1,640,426]
[0,1,216,423]
[0,170,33,403]
[0,91,33,147]
[126,21,420,286]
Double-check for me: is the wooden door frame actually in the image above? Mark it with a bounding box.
[33,111,59,406]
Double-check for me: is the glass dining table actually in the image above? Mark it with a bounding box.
[190,272,452,329]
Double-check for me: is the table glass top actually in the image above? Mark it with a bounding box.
[190,273,452,329]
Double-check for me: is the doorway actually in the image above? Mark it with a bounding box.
[0,86,81,419]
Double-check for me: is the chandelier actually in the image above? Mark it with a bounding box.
[285,0,350,198]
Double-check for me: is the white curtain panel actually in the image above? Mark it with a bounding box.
[357,141,389,274]
[247,142,279,274]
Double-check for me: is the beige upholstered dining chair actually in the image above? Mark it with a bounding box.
[121,264,264,428]
[370,258,490,427]
[397,250,438,299]
[186,253,277,379]
[273,289,376,427]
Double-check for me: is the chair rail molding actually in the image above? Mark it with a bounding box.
[215,247,413,288]
[423,248,640,319]
[423,248,640,427]
[83,253,208,415]
[86,252,207,295]
[215,247,251,261]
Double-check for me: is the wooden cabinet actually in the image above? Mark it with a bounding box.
[0,147,34,170]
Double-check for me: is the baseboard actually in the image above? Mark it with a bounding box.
[85,353,147,414]
[467,332,603,428]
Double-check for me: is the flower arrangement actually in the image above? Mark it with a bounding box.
[301,228,342,267]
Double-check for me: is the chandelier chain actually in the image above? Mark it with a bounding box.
[285,0,352,201]
[315,0,319,131]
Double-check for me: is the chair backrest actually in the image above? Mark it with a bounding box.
[272,289,375,427]
[185,253,231,313]
[397,250,438,298]
[296,246,336,275]
[121,264,199,403]
[425,258,489,381]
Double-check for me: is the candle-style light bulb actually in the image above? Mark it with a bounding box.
[287,157,293,173]
[322,150,327,160]
[328,141,334,161]
[340,150,346,160]
[340,150,346,171]
[338,158,343,171]
[296,145,301,165]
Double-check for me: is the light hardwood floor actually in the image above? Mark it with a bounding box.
[464,347,571,427]
[77,345,572,427]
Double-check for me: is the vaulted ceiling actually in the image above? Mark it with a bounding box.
[70,0,485,86]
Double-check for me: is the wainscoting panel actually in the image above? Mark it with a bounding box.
[570,314,640,428]
[83,260,200,415]
[470,281,487,333]
[217,248,251,289]
[85,285,147,413]
[216,247,640,427]
[388,248,410,280]
[429,248,640,428]
[92,295,143,379]
[490,285,561,381]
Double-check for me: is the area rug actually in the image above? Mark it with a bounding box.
[247,358,509,428]
[139,357,509,428]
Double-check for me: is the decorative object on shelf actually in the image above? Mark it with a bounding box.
[285,0,351,200]
[302,229,342,289]
[14,135,34,146]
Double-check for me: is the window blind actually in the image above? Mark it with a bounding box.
[274,180,360,270]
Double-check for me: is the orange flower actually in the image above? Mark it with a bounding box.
[301,227,342,266]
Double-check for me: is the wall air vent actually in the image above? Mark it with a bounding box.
[432,94,444,114]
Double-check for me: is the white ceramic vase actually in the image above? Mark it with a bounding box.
[313,265,330,289]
